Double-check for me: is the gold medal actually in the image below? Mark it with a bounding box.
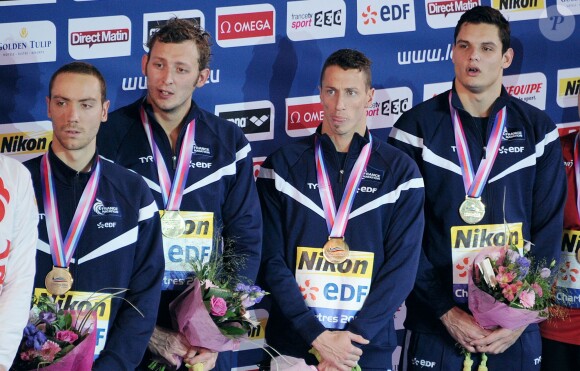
[459,196,485,224]
[322,237,350,264]
[45,267,73,296]
[161,210,186,239]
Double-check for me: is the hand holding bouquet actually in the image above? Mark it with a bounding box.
[11,295,97,371]
[150,247,267,370]
[468,242,556,330]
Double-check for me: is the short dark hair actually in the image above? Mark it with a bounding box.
[320,49,372,89]
[454,6,511,54]
[49,62,107,103]
[147,17,212,71]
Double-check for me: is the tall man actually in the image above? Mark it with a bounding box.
[0,156,38,371]
[24,62,164,370]
[97,18,262,370]
[388,6,566,370]
[257,49,424,371]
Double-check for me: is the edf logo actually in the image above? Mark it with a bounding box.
[324,283,369,303]
[358,1,416,35]
[379,3,411,21]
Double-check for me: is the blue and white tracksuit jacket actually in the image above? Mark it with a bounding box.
[388,86,566,369]
[97,98,262,338]
[24,147,164,371]
[257,128,424,369]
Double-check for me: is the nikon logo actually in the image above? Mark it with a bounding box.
[0,134,49,153]
[559,77,580,97]
[562,230,580,253]
[297,250,369,275]
[498,0,543,11]
[39,292,108,318]
[451,223,523,249]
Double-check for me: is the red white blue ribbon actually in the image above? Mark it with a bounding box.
[40,153,101,268]
[140,106,196,210]
[449,92,507,198]
[315,133,372,238]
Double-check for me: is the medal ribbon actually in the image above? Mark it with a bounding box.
[574,133,580,219]
[449,92,507,198]
[315,133,373,238]
[41,153,101,268]
[140,106,196,210]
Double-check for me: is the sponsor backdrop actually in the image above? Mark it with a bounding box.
[1,0,579,369]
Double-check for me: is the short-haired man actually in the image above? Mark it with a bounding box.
[388,6,566,370]
[24,62,164,370]
[0,156,38,371]
[257,48,424,371]
[97,18,262,370]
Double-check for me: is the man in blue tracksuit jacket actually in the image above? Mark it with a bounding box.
[24,62,164,370]
[97,18,262,371]
[388,6,566,371]
[257,49,424,371]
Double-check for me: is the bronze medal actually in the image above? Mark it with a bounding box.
[322,238,350,264]
[459,196,485,224]
[161,210,186,239]
[45,267,73,296]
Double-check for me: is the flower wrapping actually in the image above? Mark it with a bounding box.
[32,312,97,371]
[468,271,544,330]
[169,278,241,352]
[467,245,550,330]
[14,309,97,371]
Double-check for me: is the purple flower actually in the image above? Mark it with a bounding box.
[516,256,530,278]
[23,324,47,351]
[540,268,551,278]
[38,311,57,324]
[235,283,250,293]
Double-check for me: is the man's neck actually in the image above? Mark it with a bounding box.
[455,84,502,118]
[52,145,95,173]
[322,128,366,153]
[148,98,190,151]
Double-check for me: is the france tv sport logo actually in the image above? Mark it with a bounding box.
[68,16,131,60]
[216,3,275,47]
[287,0,346,41]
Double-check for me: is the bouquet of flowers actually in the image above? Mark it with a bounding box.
[150,246,267,370]
[11,295,97,371]
[468,242,556,330]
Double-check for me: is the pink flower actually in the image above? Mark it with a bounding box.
[502,281,522,302]
[531,283,543,297]
[496,266,516,287]
[39,340,61,362]
[488,250,501,261]
[56,330,79,343]
[210,296,228,317]
[20,349,34,361]
[519,289,536,308]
